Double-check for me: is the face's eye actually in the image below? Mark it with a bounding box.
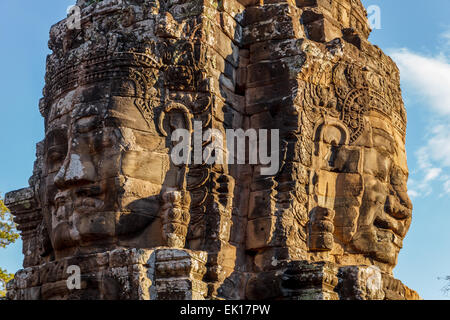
[48,150,64,162]
[46,145,68,174]
[45,128,68,162]
[48,144,67,161]
[75,116,101,133]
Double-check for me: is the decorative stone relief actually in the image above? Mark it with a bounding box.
[6,0,419,300]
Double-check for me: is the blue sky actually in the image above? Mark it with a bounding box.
[1,0,450,300]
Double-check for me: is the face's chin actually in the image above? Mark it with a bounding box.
[52,222,78,251]
[52,218,117,255]
[348,182,411,268]
[50,193,117,253]
[350,224,403,266]
[74,210,117,243]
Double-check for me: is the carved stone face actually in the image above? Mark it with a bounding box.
[350,118,412,266]
[41,79,169,258]
[305,54,412,271]
[315,114,412,269]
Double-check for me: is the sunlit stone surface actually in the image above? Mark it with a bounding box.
[6,0,420,300]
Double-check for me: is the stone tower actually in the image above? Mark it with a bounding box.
[6,0,420,300]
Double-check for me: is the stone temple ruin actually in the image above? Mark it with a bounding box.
[5,0,420,300]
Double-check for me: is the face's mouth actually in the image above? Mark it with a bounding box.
[52,185,104,224]
[73,197,104,214]
[373,192,412,240]
[373,214,406,237]
[372,207,411,250]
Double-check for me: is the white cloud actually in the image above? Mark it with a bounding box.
[390,49,450,115]
[408,165,442,198]
[423,125,450,168]
[441,28,450,47]
[416,148,432,170]
[411,125,450,197]
[390,42,450,197]
[408,190,419,199]
[424,167,442,182]
[444,180,450,194]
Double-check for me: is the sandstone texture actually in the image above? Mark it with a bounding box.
[6,0,420,300]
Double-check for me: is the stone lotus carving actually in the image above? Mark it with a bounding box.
[161,190,191,248]
[308,207,335,252]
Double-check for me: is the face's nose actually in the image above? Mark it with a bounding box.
[54,152,96,188]
[387,166,413,220]
[385,193,412,220]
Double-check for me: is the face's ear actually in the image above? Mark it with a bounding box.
[314,123,348,146]
[314,122,351,171]
[333,146,363,174]
[314,124,362,173]
[388,165,413,213]
[322,125,347,145]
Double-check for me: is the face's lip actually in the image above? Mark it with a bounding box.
[73,197,105,214]
[373,212,408,238]
[53,184,104,215]
[74,184,103,197]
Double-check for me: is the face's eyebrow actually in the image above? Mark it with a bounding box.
[74,112,103,122]
[371,128,396,153]
[372,127,395,141]
[391,165,408,179]
[73,104,102,120]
